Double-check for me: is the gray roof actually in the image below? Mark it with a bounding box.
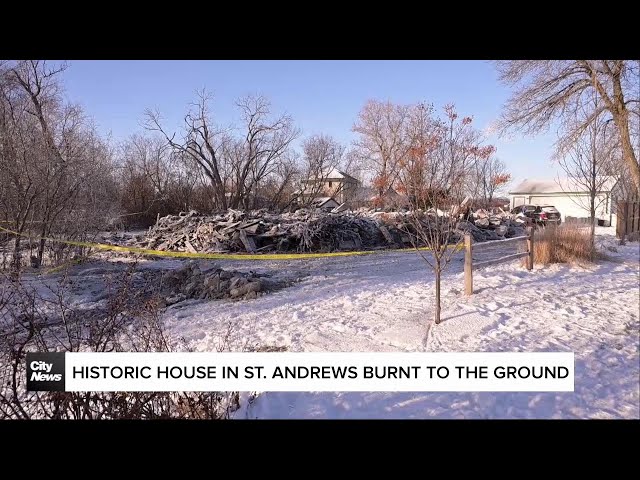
[312,197,339,207]
[323,169,359,183]
[509,176,619,195]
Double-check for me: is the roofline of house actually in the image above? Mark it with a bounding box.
[316,197,338,206]
[509,190,614,195]
[509,176,620,196]
[327,171,356,180]
[308,175,359,182]
[302,178,359,185]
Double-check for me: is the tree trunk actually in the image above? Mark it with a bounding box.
[608,70,640,194]
[12,235,22,276]
[434,263,441,325]
[614,112,640,195]
[37,237,46,266]
[215,188,227,210]
[589,203,596,258]
[37,222,48,266]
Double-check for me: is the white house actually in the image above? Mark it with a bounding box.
[508,176,623,227]
[297,169,360,204]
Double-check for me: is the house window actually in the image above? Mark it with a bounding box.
[328,181,332,188]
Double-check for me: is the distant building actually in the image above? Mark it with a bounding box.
[297,169,360,204]
[311,197,340,211]
[508,176,624,226]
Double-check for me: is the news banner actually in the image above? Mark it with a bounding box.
[27,352,574,392]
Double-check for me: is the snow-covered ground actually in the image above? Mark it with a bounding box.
[160,227,638,419]
[18,227,640,419]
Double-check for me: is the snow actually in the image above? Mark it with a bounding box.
[15,227,640,418]
[161,227,638,419]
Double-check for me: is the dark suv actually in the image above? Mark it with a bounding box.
[510,205,561,226]
[535,205,561,225]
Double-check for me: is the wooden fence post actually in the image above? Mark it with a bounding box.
[464,233,473,296]
[527,226,534,271]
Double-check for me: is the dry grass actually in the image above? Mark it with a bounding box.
[527,224,602,266]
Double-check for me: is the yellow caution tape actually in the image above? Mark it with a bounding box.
[0,225,461,261]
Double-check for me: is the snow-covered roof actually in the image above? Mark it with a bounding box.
[312,197,339,207]
[509,176,619,195]
[323,169,359,183]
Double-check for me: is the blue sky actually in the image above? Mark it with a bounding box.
[61,60,562,187]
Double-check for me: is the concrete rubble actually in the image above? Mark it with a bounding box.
[456,208,527,242]
[156,262,292,304]
[129,207,527,255]
[138,209,392,254]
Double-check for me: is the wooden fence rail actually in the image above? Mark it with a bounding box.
[464,227,534,296]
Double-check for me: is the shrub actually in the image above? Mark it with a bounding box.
[0,264,241,419]
[530,224,601,266]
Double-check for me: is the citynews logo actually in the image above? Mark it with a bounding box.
[26,352,65,391]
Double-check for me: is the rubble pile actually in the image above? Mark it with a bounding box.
[135,207,527,255]
[140,209,390,254]
[155,262,292,304]
[456,208,527,242]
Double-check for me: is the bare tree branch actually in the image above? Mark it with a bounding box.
[496,60,640,193]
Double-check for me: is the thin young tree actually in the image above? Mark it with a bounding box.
[399,104,491,324]
[496,60,640,193]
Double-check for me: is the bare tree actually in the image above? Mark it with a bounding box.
[472,156,511,208]
[0,67,46,272]
[558,100,617,252]
[146,92,298,211]
[0,265,241,419]
[496,60,640,193]
[165,150,208,213]
[1,61,117,271]
[117,134,194,225]
[342,148,366,183]
[295,134,346,207]
[119,138,163,225]
[260,151,299,211]
[117,140,218,221]
[145,91,230,210]
[8,61,70,266]
[352,99,413,200]
[229,95,299,209]
[126,135,174,200]
[399,104,491,324]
